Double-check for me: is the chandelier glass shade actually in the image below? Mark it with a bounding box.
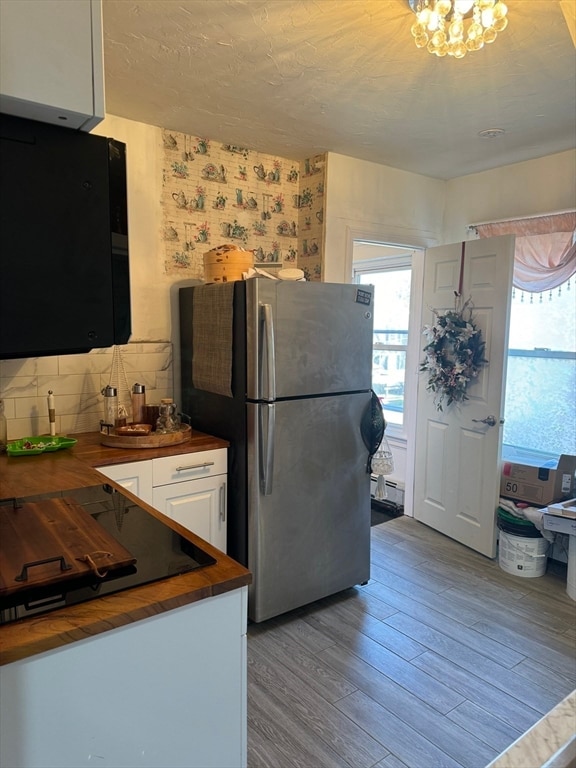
[409,0,509,58]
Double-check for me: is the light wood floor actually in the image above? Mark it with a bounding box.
[247,516,576,768]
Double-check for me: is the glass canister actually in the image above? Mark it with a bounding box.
[101,385,118,432]
[156,398,179,434]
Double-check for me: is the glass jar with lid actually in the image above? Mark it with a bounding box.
[156,398,179,434]
[101,385,118,432]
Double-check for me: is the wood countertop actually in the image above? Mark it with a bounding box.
[0,429,230,498]
[0,431,251,666]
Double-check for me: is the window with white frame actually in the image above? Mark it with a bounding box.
[354,251,413,433]
[474,212,576,460]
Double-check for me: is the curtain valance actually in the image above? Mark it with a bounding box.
[474,212,576,292]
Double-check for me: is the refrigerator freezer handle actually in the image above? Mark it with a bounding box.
[261,303,276,401]
[260,403,275,495]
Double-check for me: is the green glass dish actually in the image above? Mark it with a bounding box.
[6,436,78,456]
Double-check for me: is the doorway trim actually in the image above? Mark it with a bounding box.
[344,223,436,283]
[347,224,432,519]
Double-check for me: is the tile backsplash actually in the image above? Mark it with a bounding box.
[0,342,173,441]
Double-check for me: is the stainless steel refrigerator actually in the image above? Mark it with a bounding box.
[180,279,374,622]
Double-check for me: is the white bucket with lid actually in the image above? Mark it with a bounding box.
[498,530,548,578]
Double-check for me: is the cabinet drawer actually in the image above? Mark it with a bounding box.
[152,448,227,487]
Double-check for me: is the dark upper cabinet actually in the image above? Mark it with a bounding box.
[0,114,130,359]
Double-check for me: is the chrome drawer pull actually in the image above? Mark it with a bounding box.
[175,461,215,472]
[219,484,226,523]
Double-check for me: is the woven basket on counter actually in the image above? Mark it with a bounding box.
[203,244,253,283]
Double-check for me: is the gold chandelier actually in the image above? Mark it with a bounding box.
[408,0,509,58]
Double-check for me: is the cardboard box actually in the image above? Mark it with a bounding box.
[500,454,576,506]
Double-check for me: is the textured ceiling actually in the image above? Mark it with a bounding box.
[102,0,576,180]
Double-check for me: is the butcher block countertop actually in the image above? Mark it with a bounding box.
[0,431,251,666]
[0,429,231,498]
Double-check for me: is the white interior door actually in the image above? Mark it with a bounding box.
[413,235,515,557]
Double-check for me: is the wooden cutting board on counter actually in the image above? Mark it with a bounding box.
[0,497,136,598]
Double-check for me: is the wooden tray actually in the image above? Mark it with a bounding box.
[0,497,136,598]
[100,423,191,449]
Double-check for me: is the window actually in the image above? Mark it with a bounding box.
[474,212,576,460]
[354,252,413,431]
[504,279,576,458]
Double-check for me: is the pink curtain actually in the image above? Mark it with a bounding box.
[475,212,576,292]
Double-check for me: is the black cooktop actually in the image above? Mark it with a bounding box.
[0,484,216,624]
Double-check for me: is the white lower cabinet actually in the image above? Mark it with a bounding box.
[99,448,228,552]
[153,475,227,553]
[0,587,248,768]
[97,459,153,506]
[152,449,227,553]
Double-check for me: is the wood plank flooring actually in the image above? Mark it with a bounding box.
[247,516,576,768]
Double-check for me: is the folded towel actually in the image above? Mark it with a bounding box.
[498,498,525,518]
[192,282,235,397]
[498,497,556,543]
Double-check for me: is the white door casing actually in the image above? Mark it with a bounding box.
[413,235,515,557]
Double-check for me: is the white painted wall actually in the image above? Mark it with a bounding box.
[91,115,166,341]
[324,149,576,286]
[323,152,445,283]
[443,150,576,243]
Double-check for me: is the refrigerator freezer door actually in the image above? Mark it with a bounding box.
[247,392,371,622]
[246,280,374,400]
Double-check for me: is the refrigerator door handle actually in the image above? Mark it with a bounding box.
[260,402,275,495]
[261,303,276,401]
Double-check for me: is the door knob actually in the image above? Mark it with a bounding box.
[472,415,498,427]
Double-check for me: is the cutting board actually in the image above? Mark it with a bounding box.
[0,497,136,598]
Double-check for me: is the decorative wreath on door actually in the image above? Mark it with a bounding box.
[420,295,487,411]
